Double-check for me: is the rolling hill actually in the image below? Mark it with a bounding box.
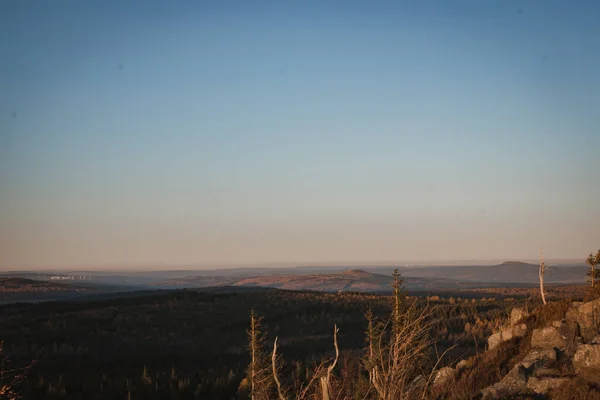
[152,261,589,292]
[153,268,514,292]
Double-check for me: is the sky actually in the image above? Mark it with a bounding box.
[1,1,599,270]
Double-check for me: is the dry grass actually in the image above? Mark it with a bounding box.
[552,378,600,400]
[530,300,573,329]
[429,337,521,399]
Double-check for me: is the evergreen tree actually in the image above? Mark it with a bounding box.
[586,250,600,288]
[141,365,152,385]
[244,309,272,400]
[391,268,408,336]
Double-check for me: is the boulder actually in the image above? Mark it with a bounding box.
[510,307,528,326]
[456,359,471,371]
[565,298,600,343]
[433,366,456,387]
[531,327,566,350]
[520,349,557,370]
[481,364,528,399]
[488,323,528,350]
[573,343,600,385]
[551,320,562,328]
[526,377,570,394]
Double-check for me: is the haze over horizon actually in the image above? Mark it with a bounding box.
[1,1,599,270]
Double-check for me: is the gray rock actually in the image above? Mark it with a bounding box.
[521,349,557,370]
[481,364,528,399]
[488,323,528,350]
[565,298,600,343]
[510,307,528,326]
[531,326,567,350]
[433,366,456,387]
[527,377,570,394]
[573,343,600,385]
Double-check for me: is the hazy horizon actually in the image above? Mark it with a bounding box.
[2,1,600,270]
[0,257,588,273]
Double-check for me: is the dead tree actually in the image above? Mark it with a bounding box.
[539,250,548,305]
[365,298,436,400]
[271,325,340,400]
[319,325,339,400]
[1,340,35,400]
[272,338,287,400]
[364,270,455,400]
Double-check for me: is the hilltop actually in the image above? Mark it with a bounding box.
[153,268,468,292]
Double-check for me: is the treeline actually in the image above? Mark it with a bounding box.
[1,277,525,399]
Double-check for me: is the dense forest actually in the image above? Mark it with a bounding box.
[0,273,595,399]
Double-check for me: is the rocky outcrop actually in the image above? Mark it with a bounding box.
[488,323,528,350]
[526,377,570,394]
[510,307,528,326]
[520,348,556,370]
[565,298,600,343]
[433,366,456,387]
[531,326,567,350]
[573,341,600,385]
[479,298,600,398]
[481,364,528,399]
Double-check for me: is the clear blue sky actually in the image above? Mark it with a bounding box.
[1,1,599,269]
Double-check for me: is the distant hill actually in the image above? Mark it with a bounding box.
[152,261,589,293]
[154,269,493,292]
[400,261,587,284]
[0,277,85,293]
[0,277,140,303]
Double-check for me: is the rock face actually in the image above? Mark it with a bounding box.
[481,365,528,399]
[526,377,570,394]
[510,307,528,326]
[488,323,528,350]
[531,326,567,350]
[565,298,600,343]
[478,298,600,398]
[573,343,600,385]
[479,298,600,397]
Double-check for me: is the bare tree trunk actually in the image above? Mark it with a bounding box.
[365,309,375,386]
[250,311,256,400]
[319,325,339,400]
[272,338,286,400]
[539,250,547,305]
